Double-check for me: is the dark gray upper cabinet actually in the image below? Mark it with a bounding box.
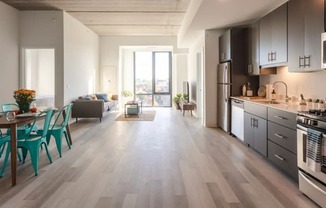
[259,3,288,67]
[288,0,324,72]
[219,29,231,62]
[248,21,260,75]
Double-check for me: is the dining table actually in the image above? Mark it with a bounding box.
[0,109,72,186]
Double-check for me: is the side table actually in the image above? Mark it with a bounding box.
[181,102,195,116]
[125,101,142,117]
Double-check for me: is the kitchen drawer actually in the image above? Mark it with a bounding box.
[268,108,296,130]
[244,102,267,119]
[268,121,297,154]
[268,141,298,181]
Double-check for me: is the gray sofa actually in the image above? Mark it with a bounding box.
[71,94,118,122]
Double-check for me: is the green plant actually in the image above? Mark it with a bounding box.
[182,94,189,102]
[172,94,182,105]
[121,90,133,97]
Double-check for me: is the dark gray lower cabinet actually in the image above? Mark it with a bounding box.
[268,141,298,181]
[244,112,267,156]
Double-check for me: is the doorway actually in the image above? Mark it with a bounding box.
[21,48,55,108]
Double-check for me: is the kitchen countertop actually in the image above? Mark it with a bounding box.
[231,96,309,114]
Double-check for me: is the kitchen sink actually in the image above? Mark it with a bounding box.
[255,100,282,105]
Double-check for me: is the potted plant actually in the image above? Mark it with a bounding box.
[121,90,133,108]
[172,94,183,110]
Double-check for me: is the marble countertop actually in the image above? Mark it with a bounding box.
[231,96,309,114]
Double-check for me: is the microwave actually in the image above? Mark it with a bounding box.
[322,32,326,68]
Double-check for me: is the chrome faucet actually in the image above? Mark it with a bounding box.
[273,81,289,102]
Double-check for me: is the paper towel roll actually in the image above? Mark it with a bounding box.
[266,84,273,99]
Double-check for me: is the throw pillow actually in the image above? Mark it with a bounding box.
[111,94,118,100]
[84,95,92,100]
[96,93,109,102]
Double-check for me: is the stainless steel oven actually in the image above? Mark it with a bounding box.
[297,112,326,207]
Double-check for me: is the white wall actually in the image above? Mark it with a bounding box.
[0,2,19,104]
[260,67,326,101]
[188,32,205,119]
[20,11,64,107]
[120,48,134,95]
[174,54,188,95]
[63,12,99,104]
[204,30,222,127]
[99,36,181,95]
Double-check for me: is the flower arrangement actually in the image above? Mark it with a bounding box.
[13,89,36,113]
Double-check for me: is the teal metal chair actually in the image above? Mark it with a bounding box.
[0,133,11,177]
[17,109,55,176]
[38,104,73,157]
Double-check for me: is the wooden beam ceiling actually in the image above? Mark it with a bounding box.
[1,0,190,36]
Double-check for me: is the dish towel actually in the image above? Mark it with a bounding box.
[306,128,323,172]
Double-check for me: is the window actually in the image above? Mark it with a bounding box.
[134,51,171,107]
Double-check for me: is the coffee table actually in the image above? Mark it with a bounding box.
[124,101,142,117]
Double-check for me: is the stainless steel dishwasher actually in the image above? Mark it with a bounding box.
[231,99,244,141]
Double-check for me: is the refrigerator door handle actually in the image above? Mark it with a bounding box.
[224,65,228,83]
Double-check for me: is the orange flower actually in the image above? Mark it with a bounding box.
[13,89,36,104]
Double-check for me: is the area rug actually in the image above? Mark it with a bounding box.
[115,111,156,121]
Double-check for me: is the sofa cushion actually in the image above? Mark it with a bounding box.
[84,95,93,100]
[96,93,109,102]
[111,94,118,100]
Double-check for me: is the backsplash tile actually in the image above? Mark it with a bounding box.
[260,66,326,101]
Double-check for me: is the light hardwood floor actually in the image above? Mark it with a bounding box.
[0,108,319,208]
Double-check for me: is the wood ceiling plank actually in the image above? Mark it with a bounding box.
[70,12,185,25]
[88,25,180,36]
[2,0,190,12]
[2,0,190,36]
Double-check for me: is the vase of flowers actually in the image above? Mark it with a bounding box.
[13,89,36,113]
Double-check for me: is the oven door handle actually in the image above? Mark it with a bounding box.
[299,171,326,195]
[297,124,307,132]
[297,124,326,137]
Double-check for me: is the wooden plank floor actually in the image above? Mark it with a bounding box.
[0,108,319,208]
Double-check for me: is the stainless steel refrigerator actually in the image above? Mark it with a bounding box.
[218,62,231,132]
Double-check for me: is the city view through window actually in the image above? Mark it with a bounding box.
[134,51,171,107]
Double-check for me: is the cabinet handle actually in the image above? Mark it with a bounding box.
[304,55,310,67]
[272,52,276,61]
[299,56,304,68]
[274,133,286,139]
[268,52,271,62]
[274,154,285,161]
[254,119,258,128]
[251,118,253,127]
[274,115,287,120]
[248,64,253,74]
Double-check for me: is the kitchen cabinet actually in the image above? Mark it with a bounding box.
[259,3,287,67]
[244,102,267,156]
[268,140,298,180]
[248,21,260,75]
[219,29,231,62]
[248,21,277,75]
[267,108,298,181]
[288,0,324,72]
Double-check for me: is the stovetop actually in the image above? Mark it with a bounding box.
[297,109,326,130]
